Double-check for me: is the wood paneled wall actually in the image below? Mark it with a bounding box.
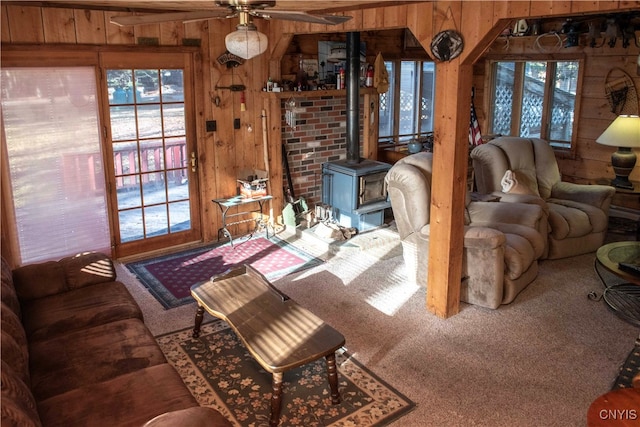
[2,1,636,317]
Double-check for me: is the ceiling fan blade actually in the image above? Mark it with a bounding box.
[252,10,352,25]
[110,10,231,26]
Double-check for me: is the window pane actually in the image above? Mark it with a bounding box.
[110,105,137,141]
[138,104,163,138]
[378,61,395,138]
[117,178,141,210]
[120,208,143,242]
[141,139,164,172]
[168,168,189,202]
[135,69,159,104]
[113,141,140,175]
[145,204,169,237]
[108,70,134,105]
[399,61,418,138]
[549,61,578,146]
[161,69,184,102]
[163,103,185,137]
[420,62,435,133]
[1,67,110,262]
[520,62,546,138]
[169,201,191,232]
[491,62,515,135]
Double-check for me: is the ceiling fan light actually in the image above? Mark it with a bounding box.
[225,24,268,59]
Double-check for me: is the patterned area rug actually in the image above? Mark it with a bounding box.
[126,236,323,309]
[157,321,415,426]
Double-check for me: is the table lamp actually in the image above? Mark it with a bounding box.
[596,114,640,189]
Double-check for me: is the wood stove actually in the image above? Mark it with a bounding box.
[321,159,391,231]
[320,32,391,232]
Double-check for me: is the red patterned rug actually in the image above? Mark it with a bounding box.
[126,236,323,309]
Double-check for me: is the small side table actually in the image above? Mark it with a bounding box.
[594,241,640,326]
[596,178,640,239]
[212,195,273,247]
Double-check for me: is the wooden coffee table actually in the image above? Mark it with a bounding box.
[190,265,345,427]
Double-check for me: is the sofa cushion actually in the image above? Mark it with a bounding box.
[29,319,167,400]
[1,257,23,318]
[0,361,41,427]
[12,261,67,301]
[37,364,199,427]
[1,303,28,356]
[1,330,30,387]
[2,280,22,320]
[21,281,143,341]
[60,252,116,289]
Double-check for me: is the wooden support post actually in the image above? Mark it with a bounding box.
[427,59,473,318]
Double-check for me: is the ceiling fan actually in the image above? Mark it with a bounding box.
[110,0,352,59]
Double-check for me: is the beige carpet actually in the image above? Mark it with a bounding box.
[115,228,640,427]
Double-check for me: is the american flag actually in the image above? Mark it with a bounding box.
[469,96,483,146]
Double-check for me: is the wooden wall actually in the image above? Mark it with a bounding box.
[2,1,636,316]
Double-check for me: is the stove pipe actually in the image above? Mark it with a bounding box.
[346,31,361,164]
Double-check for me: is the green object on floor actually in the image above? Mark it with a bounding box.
[282,197,308,227]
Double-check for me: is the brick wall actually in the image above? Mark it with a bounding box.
[281,95,364,207]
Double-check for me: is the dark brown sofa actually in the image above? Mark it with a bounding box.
[1,252,231,427]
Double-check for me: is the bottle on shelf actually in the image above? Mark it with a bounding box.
[339,67,345,89]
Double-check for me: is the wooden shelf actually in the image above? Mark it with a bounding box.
[261,87,378,99]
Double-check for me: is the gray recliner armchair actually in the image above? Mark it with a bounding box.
[471,136,615,259]
[385,152,546,309]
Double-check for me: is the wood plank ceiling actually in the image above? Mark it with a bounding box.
[4,1,422,14]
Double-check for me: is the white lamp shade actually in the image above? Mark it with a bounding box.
[225,25,268,60]
[596,114,640,148]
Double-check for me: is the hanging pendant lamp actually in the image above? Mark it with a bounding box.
[225,12,268,60]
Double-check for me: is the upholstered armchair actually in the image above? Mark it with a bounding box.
[385,152,546,309]
[470,136,615,259]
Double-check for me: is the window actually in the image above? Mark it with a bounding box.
[489,60,582,150]
[379,61,435,144]
[1,67,110,263]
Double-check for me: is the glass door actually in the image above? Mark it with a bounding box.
[101,53,201,257]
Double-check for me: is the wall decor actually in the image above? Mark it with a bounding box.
[430,30,464,62]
